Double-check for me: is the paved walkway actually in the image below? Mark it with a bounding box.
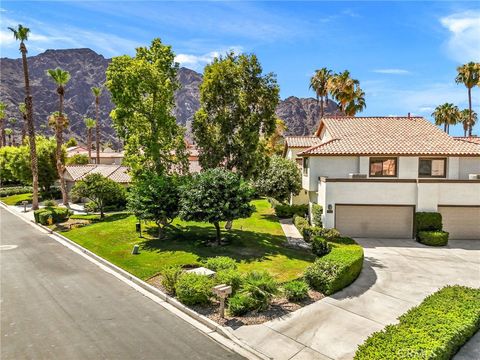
[232,238,480,360]
[279,219,310,250]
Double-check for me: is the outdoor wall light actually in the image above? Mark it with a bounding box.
[327,204,333,213]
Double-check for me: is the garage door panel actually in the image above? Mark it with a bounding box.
[438,207,480,240]
[336,205,413,239]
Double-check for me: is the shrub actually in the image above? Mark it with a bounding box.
[0,186,33,197]
[84,201,98,213]
[42,199,57,207]
[417,231,449,246]
[303,227,340,243]
[283,280,309,302]
[354,286,480,360]
[293,215,309,234]
[161,265,183,295]
[415,212,442,232]
[311,204,323,227]
[311,236,331,257]
[304,237,363,295]
[241,271,279,311]
[175,273,214,306]
[34,206,72,225]
[228,293,254,316]
[274,204,308,218]
[215,269,243,294]
[322,228,341,241]
[204,256,238,272]
[40,185,62,200]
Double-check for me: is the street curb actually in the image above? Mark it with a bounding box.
[0,202,270,360]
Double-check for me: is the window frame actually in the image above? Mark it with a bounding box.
[369,157,398,178]
[302,157,309,176]
[418,157,447,178]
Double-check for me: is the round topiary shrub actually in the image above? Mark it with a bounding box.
[175,273,214,305]
[283,280,309,302]
[311,236,331,257]
[417,231,449,246]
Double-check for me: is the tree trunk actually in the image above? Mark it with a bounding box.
[21,42,39,210]
[468,87,473,137]
[444,123,447,132]
[100,206,104,219]
[0,119,4,147]
[95,97,100,164]
[57,92,68,205]
[320,95,324,118]
[214,222,221,245]
[21,119,26,143]
[87,128,92,162]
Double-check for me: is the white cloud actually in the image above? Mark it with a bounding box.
[175,46,243,71]
[440,11,480,62]
[373,68,410,75]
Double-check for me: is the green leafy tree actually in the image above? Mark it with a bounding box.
[71,173,126,218]
[460,109,477,137]
[65,137,77,147]
[265,118,287,156]
[127,171,182,238]
[193,52,280,179]
[66,153,89,165]
[91,87,102,164]
[84,117,96,161]
[46,67,71,205]
[456,62,480,136]
[310,68,333,119]
[432,103,460,134]
[106,38,187,175]
[179,168,255,245]
[255,156,302,203]
[8,24,39,209]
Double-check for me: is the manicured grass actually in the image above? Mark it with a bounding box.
[355,285,480,360]
[0,193,33,205]
[60,199,315,282]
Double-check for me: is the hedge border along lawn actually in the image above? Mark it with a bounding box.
[355,285,480,360]
[304,237,364,295]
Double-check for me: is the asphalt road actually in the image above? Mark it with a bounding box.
[0,207,244,360]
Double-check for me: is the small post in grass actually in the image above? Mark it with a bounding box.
[132,244,140,255]
[135,222,142,238]
[22,200,28,213]
[212,284,232,318]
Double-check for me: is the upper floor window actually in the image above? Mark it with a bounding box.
[419,158,446,178]
[369,157,397,177]
[303,157,309,176]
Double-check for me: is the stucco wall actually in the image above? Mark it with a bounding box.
[303,156,358,191]
[459,157,480,179]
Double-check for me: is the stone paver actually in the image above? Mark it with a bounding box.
[232,239,480,359]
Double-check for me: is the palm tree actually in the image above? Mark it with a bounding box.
[8,117,17,146]
[0,102,5,147]
[9,24,39,209]
[84,117,96,162]
[19,103,27,142]
[329,70,361,113]
[91,86,102,164]
[432,103,460,134]
[460,109,478,137]
[4,128,13,146]
[310,68,333,119]
[345,87,366,116]
[456,62,480,136]
[46,67,71,205]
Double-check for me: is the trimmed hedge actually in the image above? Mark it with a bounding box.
[311,236,331,257]
[311,204,323,227]
[204,256,238,272]
[415,212,442,232]
[275,204,308,218]
[293,215,309,234]
[34,207,72,225]
[304,237,363,295]
[0,186,33,197]
[354,285,480,360]
[418,231,449,246]
[176,273,214,306]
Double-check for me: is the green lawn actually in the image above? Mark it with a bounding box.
[0,193,33,205]
[60,199,315,282]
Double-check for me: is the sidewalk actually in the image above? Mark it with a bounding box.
[279,218,310,250]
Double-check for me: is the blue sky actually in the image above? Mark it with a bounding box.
[1,1,479,135]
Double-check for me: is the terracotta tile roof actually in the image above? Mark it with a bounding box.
[284,136,323,148]
[453,136,480,145]
[64,165,131,183]
[300,116,480,156]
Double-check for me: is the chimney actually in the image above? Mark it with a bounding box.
[407,112,411,118]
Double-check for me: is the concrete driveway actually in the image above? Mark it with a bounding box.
[233,239,480,360]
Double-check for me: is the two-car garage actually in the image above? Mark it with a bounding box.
[335,204,480,240]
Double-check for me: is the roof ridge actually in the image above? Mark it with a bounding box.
[298,138,340,155]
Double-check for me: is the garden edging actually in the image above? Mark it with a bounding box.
[0,202,269,360]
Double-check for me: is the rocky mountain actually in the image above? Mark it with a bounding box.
[0,48,340,148]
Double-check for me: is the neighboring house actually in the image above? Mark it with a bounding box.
[187,143,202,173]
[64,164,131,192]
[285,116,480,240]
[66,146,124,165]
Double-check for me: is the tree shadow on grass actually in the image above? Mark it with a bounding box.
[139,224,315,264]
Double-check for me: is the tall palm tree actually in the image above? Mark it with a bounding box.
[8,24,39,209]
[84,117,96,162]
[19,103,27,143]
[345,87,366,116]
[0,102,5,147]
[456,62,480,136]
[46,67,71,205]
[91,86,102,164]
[432,103,460,134]
[460,109,477,137]
[329,70,360,113]
[309,68,332,119]
[8,117,17,146]
[4,128,13,146]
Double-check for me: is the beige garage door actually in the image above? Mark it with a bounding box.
[336,205,414,238]
[438,206,480,240]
